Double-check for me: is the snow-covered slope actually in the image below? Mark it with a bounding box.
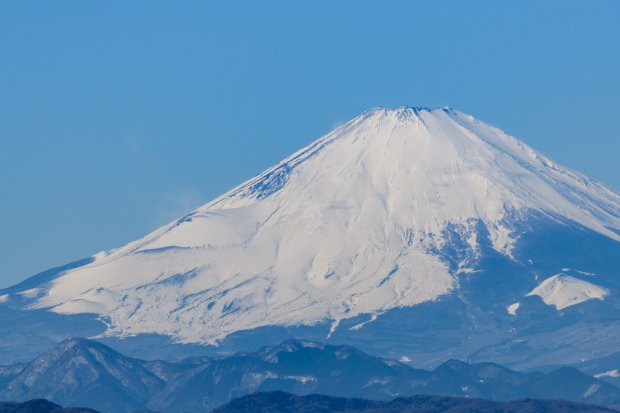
[3,106,620,351]
[527,274,609,310]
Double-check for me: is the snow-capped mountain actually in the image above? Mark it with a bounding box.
[2,106,620,369]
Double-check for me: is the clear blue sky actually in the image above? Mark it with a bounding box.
[1,1,619,287]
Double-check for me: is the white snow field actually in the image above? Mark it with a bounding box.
[527,274,609,310]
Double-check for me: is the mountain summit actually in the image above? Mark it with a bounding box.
[2,107,620,369]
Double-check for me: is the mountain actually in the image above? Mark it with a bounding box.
[2,338,620,413]
[1,106,619,370]
[146,339,422,413]
[212,391,619,413]
[0,339,164,413]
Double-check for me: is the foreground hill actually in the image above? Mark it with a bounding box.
[1,339,620,413]
[0,399,98,413]
[212,391,618,413]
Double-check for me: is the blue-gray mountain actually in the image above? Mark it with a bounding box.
[1,339,619,413]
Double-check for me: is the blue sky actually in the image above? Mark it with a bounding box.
[1,1,619,287]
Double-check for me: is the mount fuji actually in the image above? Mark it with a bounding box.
[2,107,620,372]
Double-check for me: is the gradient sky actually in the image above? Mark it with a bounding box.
[1,1,619,287]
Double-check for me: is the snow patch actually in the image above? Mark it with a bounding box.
[594,369,619,379]
[576,269,596,276]
[507,302,520,316]
[562,268,595,276]
[285,375,317,384]
[364,377,391,387]
[584,383,600,398]
[241,371,277,387]
[349,313,379,331]
[298,341,323,349]
[527,274,608,310]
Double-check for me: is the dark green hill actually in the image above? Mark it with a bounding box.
[211,391,618,413]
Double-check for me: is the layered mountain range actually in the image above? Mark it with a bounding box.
[1,338,620,413]
[1,106,619,372]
